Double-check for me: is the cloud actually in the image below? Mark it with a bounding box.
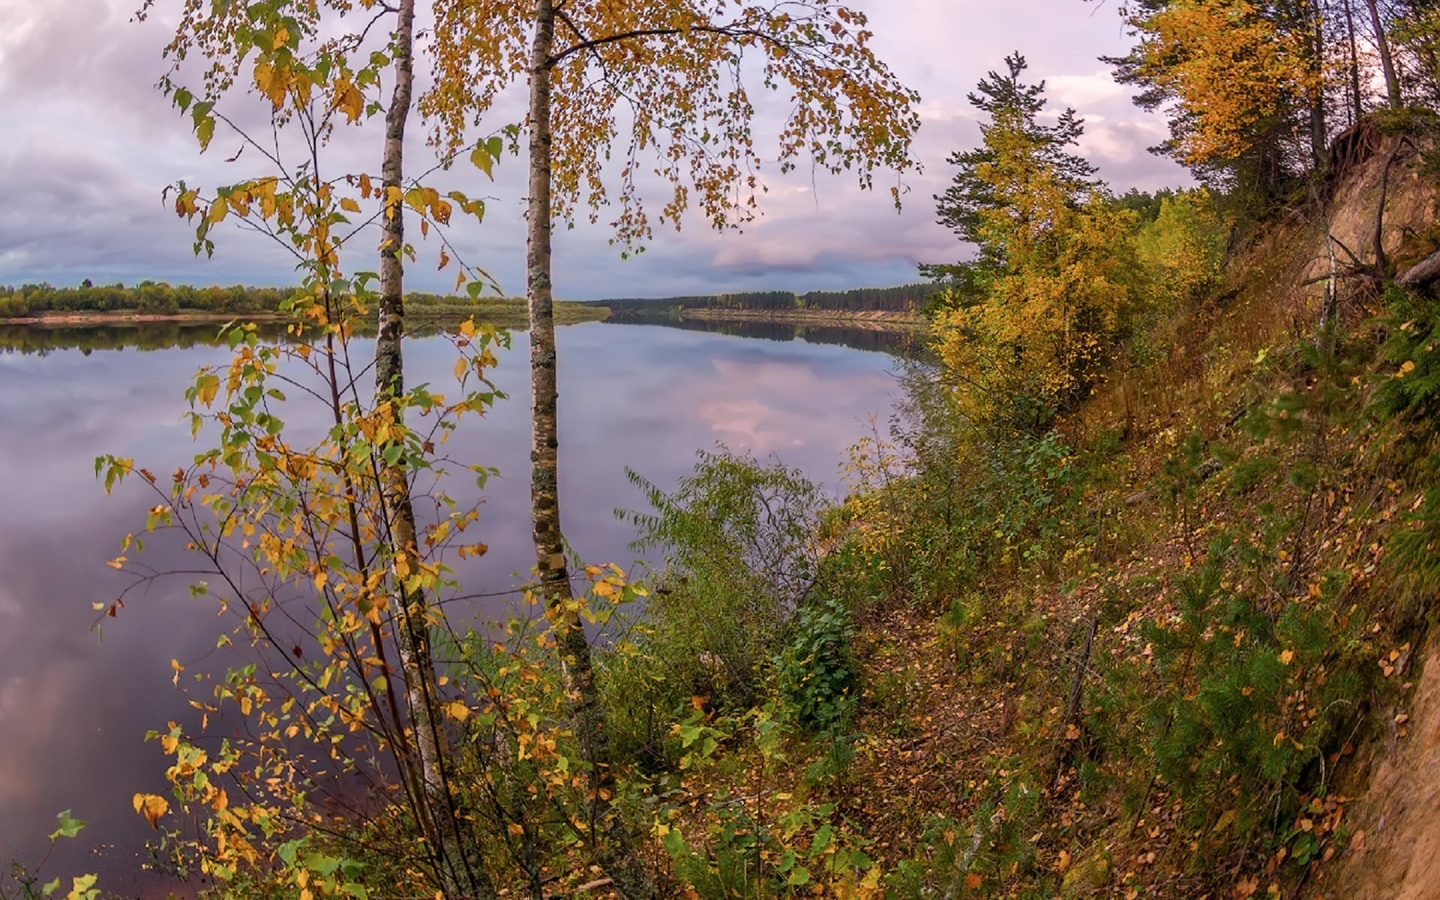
[1048,70,1130,110]
[0,0,1191,300]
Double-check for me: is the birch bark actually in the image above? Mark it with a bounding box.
[526,3,655,895]
[378,3,494,895]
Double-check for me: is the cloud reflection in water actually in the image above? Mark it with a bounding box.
[0,321,900,893]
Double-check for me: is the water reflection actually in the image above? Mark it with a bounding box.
[0,322,900,894]
[0,318,522,357]
[623,316,926,356]
[0,322,288,355]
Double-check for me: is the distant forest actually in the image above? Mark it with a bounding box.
[0,281,528,319]
[595,282,938,317]
[0,281,287,317]
[2,280,941,321]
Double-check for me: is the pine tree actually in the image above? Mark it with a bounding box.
[934,53,1097,271]
[928,53,1136,433]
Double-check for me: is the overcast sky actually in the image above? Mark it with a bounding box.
[0,0,1190,301]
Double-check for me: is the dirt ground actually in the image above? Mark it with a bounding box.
[1315,641,1440,900]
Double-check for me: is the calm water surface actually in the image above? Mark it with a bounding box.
[0,320,902,894]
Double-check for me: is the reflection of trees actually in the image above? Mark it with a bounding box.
[0,323,283,355]
[629,317,923,356]
[0,317,923,358]
[0,322,411,355]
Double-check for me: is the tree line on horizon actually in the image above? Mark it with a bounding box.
[0,281,539,320]
[598,283,936,316]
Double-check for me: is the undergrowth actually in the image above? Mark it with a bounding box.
[590,223,1440,897]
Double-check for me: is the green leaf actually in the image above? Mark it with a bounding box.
[277,838,302,866]
[470,144,494,179]
[304,852,342,876]
[661,827,688,858]
[50,809,86,840]
[809,822,834,855]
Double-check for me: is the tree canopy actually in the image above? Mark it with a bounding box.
[934,53,1098,256]
[927,54,1138,433]
[424,0,920,246]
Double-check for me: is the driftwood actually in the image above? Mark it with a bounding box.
[1399,248,1440,289]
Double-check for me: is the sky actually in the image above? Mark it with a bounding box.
[0,0,1191,301]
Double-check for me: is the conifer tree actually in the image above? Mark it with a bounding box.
[935,52,1097,264]
[928,53,1135,433]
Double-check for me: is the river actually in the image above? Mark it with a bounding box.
[0,319,906,895]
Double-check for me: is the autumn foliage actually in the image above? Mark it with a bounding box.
[40,0,1440,897]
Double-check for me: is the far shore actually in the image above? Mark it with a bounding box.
[678,307,926,330]
[2,304,610,327]
[1,304,926,331]
[1,311,288,326]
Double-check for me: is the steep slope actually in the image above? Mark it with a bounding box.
[837,125,1440,897]
[1321,641,1440,899]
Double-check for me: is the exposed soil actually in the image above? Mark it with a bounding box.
[1314,642,1440,900]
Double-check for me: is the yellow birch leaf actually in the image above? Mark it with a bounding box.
[196,373,220,406]
[132,794,169,829]
[340,84,364,122]
[470,144,494,178]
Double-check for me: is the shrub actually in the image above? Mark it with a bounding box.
[620,449,829,711]
[775,597,859,734]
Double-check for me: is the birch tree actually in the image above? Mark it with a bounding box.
[422,2,919,893]
[120,0,501,894]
